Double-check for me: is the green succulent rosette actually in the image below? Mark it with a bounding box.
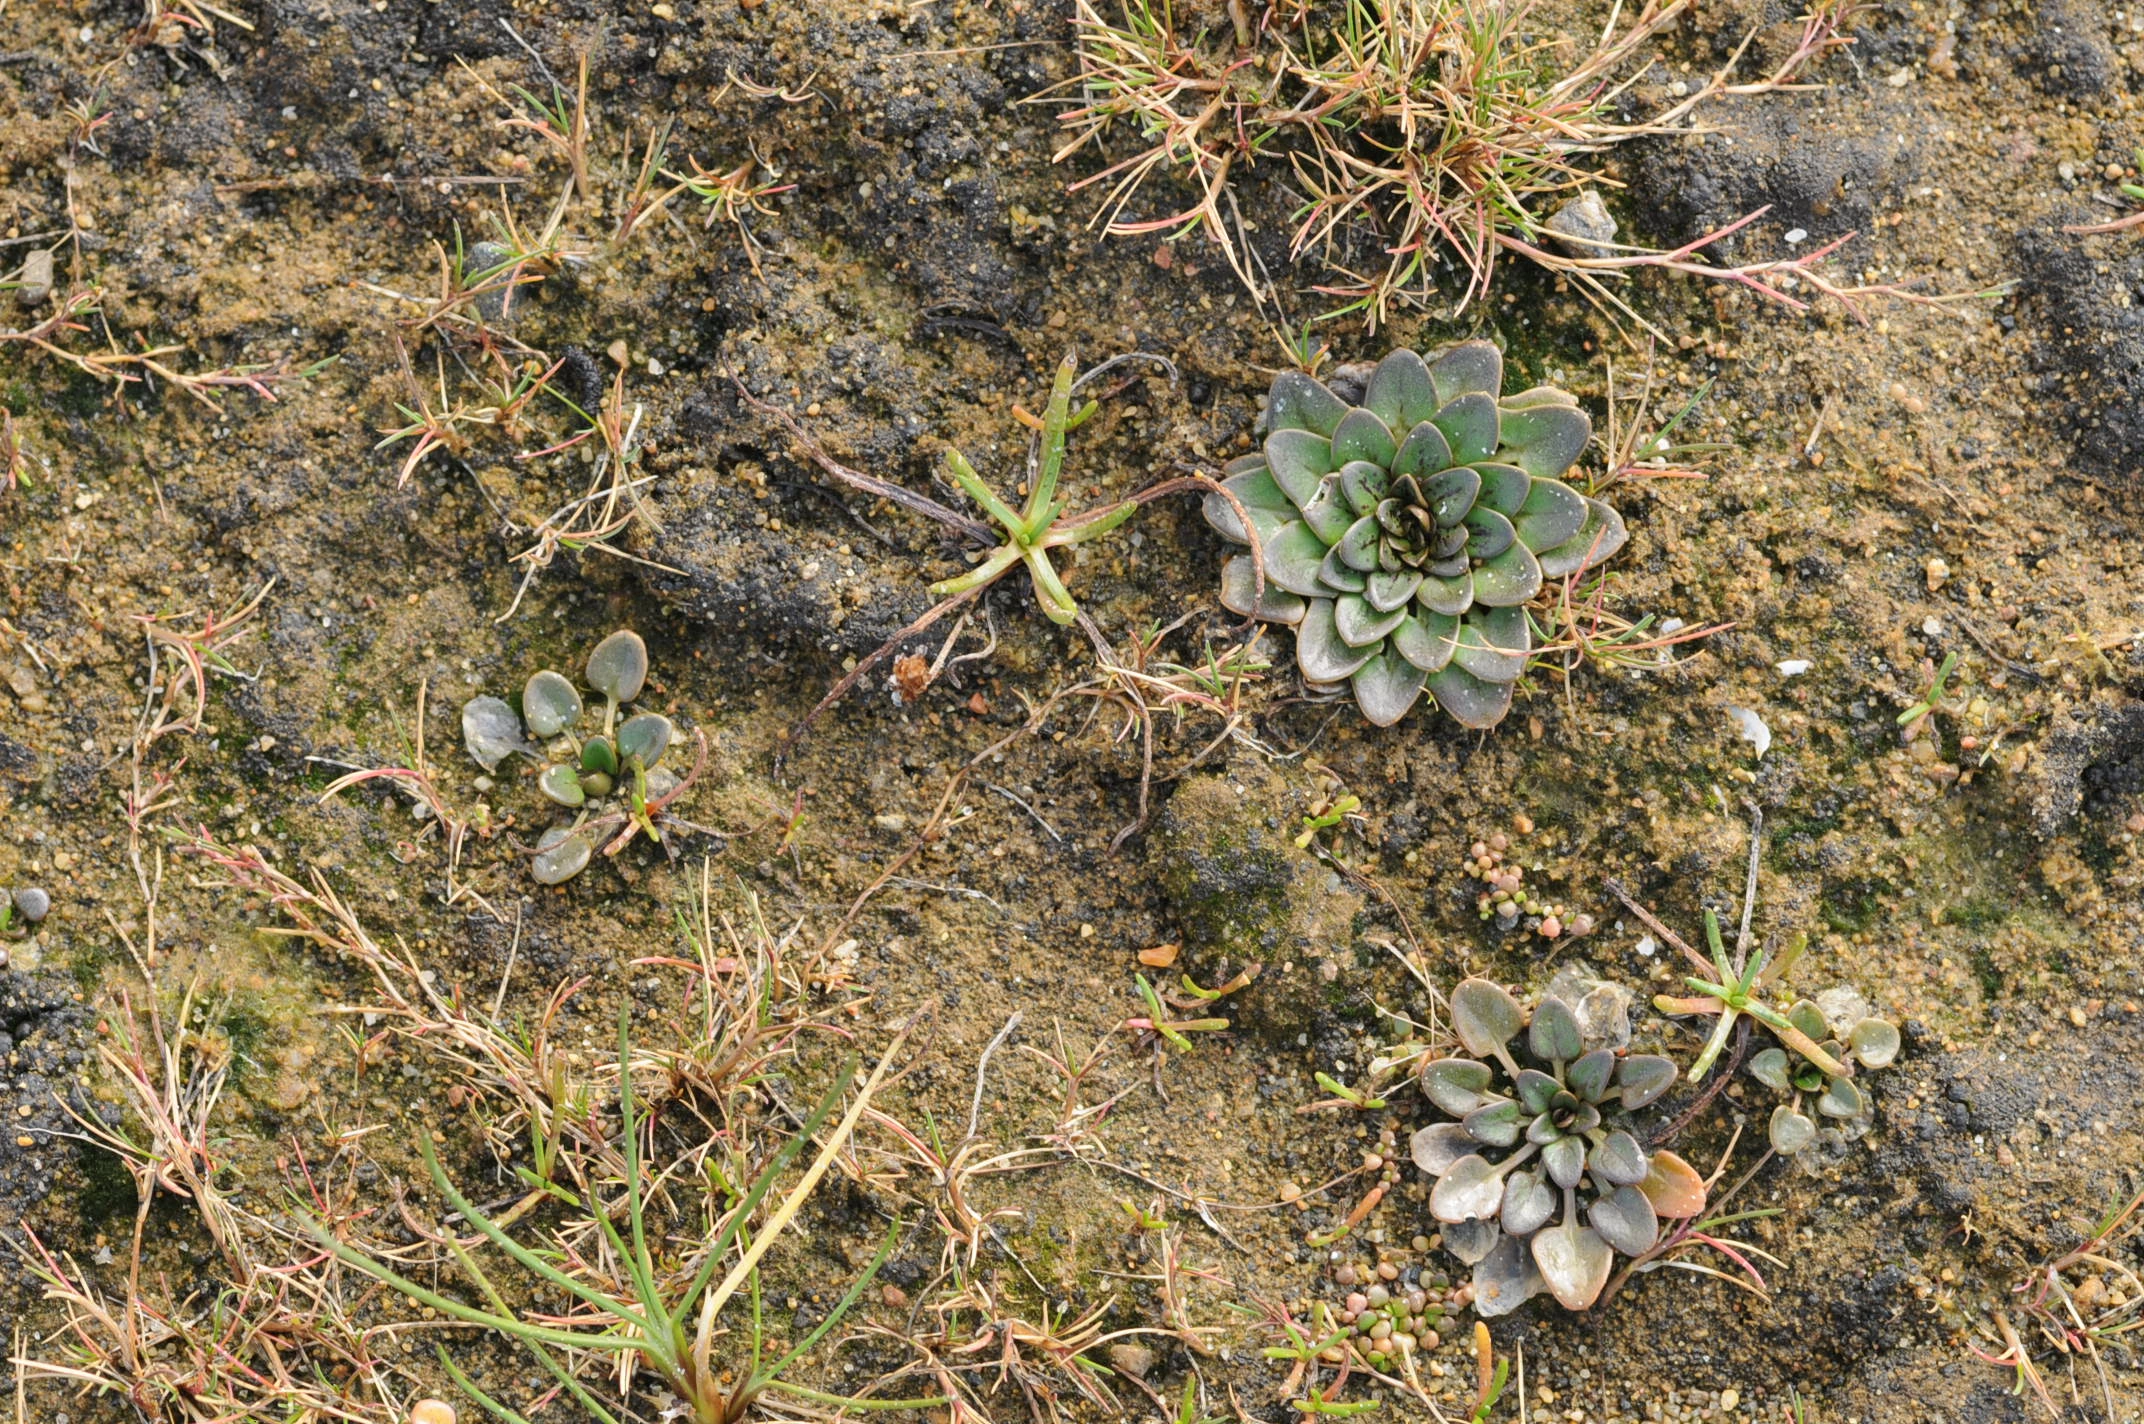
[1204,340,1627,728]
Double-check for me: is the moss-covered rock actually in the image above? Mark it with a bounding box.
[1154,762,1361,969]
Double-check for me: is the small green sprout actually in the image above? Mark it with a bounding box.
[1896,649,1963,732]
[1468,1322,1509,1424]
[1295,794,1360,849]
[1655,909,1849,1083]
[1311,1072,1387,1111]
[1128,973,1230,1051]
[930,352,1138,625]
[1117,1200,1168,1231]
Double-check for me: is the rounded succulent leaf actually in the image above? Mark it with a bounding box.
[1567,1048,1617,1104]
[1469,542,1544,606]
[1265,429,1334,505]
[1426,662,1514,729]
[1787,999,1828,1042]
[1769,1104,1816,1154]
[1391,609,1459,672]
[1430,1154,1508,1223]
[1204,464,1293,545]
[1451,978,1523,1057]
[1335,594,1408,648]
[1332,407,1397,468]
[1422,1057,1496,1115]
[539,762,587,808]
[1542,1133,1588,1189]
[1529,996,1585,1063]
[586,629,648,704]
[1636,1149,1707,1219]
[1501,1165,1555,1236]
[1748,1047,1793,1092]
[1434,393,1499,465]
[1514,1068,1560,1115]
[1267,370,1348,436]
[1363,348,1438,431]
[1532,1221,1613,1311]
[617,713,674,768]
[531,829,593,885]
[1263,523,1331,595]
[581,736,619,776]
[1465,1099,1524,1148]
[1218,556,1308,624]
[1588,1185,1660,1257]
[1472,1233,1546,1318]
[1295,599,1376,684]
[1590,1129,1650,1187]
[1496,401,1591,480]
[1452,607,1529,685]
[1442,1215,1503,1265]
[1817,1075,1864,1119]
[1512,479,1589,551]
[523,670,583,739]
[1412,1121,1478,1176]
[1617,1054,1677,1109]
[1429,339,1503,406]
[1536,498,1628,580]
[1350,648,1428,726]
[1849,1017,1901,1068]
[1394,421,1457,480]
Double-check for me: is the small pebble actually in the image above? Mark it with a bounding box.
[15,887,49,922]
[16,247,53,307]
[1720,1389,1741,1411]
[409,1402,458,1424]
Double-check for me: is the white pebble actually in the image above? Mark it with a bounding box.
[1727,706,1771,758]
[1635,934,1657,958]
[1776,659,1811,677]
[1784,228,1808,245]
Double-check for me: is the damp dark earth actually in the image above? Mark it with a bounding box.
[1,1,2142,1422]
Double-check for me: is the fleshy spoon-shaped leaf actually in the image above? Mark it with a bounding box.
[1589,1130,1649,1187]
[1422,1057,1496,1115]
[1430,1154,1509,1223]
[1617,1054,1677,1109]
[1769,1104,1816,1154]
[1471,1233,1545,1318]
[1451,978,1523,1058]
[586,630,648,704]
[1849,1017,1901,1068]
[1588,1185,1660,1257]
[1529,996,1584,1063]
[1500,1166,1555,1236]
[1411,1122,1477,1176]
[1748,1047,1793,1092]
[1636,1149,1707,1219]
[523,670,582,739]
[1441,1216,1502,1265]
[1532,1221,1613,1311]
[617,713,674,768]
[539,762,587,808]
[1817,1075,1864,1118]
[531,829,593,885]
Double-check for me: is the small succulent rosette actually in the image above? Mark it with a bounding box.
[1411,979,1705,1315]
[1204,341,1626,728]
[462,630,682,885]
[1749,991,1899,1156]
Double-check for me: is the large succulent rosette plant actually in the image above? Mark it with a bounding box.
[1204,341,1627,728]
[1410,979,1706,1315]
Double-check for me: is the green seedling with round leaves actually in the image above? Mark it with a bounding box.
[1205,341,1627,727]
[1411,978,1705,1315]
[461,628,701,884]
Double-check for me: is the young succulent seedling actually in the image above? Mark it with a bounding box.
[930,352,1138,625]
[463,630,703,884]
[1204,341,1628,727]
[1610,802,1899,1156]
[1412,978,1704,1314]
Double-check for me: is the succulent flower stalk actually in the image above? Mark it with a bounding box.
[1206,341,1626,727]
